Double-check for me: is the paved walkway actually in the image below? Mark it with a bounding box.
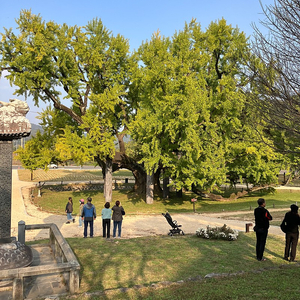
[10,170,285,241]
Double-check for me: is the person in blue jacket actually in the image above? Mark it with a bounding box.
[81,197,96,238]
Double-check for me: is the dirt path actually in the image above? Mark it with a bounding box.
[10,170,285,241]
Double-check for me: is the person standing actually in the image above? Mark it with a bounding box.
[78,199,85,227]
[81,197,96,238]
[254,198,272,261]
[101,202,112,238]
[65,197,75,224]
[282,204,300,262]
[112,200,125,238]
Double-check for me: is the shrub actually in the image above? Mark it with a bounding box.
[196,224,239,241]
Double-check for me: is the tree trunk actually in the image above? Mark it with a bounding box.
[154,169,162,196]
[132,168,146,195]
[114,130,148,195]
[163,177,169,198]
[284,172,293,186]
[163,169,169,199]
[116,132,126,153]
[146,173,154,204]
[113,152,147,195]
[104,157,112,202]
[176,188,182,198]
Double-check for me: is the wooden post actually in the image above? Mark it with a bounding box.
[245,223,253,233]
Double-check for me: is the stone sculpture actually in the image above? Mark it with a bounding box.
[0,99,31,139]
[0,99,32,269]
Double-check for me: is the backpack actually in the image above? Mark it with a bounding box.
[280,220,288,233]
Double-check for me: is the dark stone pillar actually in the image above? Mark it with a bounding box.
[0,141,13,243]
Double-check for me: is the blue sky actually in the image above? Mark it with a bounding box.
[0,0,274,124]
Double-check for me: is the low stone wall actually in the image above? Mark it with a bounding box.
[45,182,133,192]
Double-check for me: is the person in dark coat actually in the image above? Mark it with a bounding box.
[65,197,75,224]
[254,198,272,261]
[282,204,300,262]
[81,197,96,238]
[112,200,125,238]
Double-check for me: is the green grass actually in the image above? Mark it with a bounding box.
[102,267,300,300]
[31,187,298,218]
[50,233,299,300]
[19,169,300,216]
[76,233,282,288]
[25,169,299,230]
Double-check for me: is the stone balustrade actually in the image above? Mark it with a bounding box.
[0,223,80,300]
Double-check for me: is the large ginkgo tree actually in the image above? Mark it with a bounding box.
[130,19,282,195]
[0,10,136,201]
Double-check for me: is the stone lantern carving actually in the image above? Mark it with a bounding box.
[0,99,32,269]
[0,98,31,139]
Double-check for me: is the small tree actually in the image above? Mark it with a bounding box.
[130,19,281,195]
[15,131,55,180]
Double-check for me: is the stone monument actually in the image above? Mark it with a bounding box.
[0,99,32,269]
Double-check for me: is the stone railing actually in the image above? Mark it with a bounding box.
[44,182,133,192]
[0,223,80,300]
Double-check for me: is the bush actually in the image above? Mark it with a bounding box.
[196,224,239,241]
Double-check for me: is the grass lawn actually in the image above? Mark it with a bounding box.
[18,169,299,213]
[43,233,298,300]
[29,186,298,224]
[100,266,300,300]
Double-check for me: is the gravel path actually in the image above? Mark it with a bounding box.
[10,170,285,241]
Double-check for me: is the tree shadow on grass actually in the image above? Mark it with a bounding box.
[71,190,102,198]
[125,190,192,206]
[123,190,144,205]
[37,227,288,300]
[66,233,288,297]
[181,232,287,279]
